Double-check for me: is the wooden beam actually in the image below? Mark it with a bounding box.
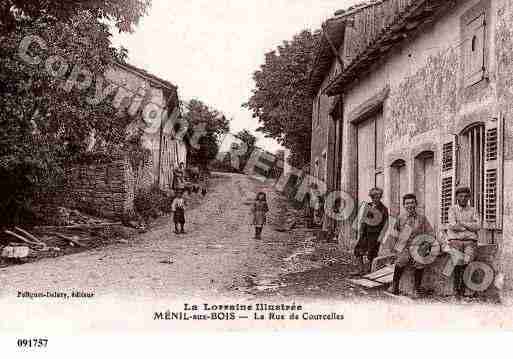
[14,227,43,244]
[4,230,44,247]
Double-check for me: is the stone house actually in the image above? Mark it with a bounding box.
[104,61,186,191]
[57,62,185,219]
[311,0,513,292]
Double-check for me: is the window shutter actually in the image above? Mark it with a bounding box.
[312,98,318,128]
[440,135,458,226]
[466,13,486,86]
[483,115,504,230]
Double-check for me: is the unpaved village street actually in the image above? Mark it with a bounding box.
[0,173,365,300]
[3,173,513,332]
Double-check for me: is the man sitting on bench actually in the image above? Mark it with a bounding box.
[445,186,481,298]
[388,193,436,298]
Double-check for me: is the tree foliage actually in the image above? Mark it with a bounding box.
[215,129,258,173]
[182,99,230,171]
[0,5,148,225]
[0,0,151,34]
[234,129,257,171]
[244,29,319,168]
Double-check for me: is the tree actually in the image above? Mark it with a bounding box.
[244,29,319,168]
[234,129,257,171]
[182,99,230,172]
[1,0,151,34]
[0,7,148,225]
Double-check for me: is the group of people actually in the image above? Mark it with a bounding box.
[171,165,481,299]
[354,186,481,299]
[169,162,272,240]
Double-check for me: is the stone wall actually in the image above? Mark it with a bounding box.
[50,154,160,220]
[494,0,513,289]
[58,156,134,219]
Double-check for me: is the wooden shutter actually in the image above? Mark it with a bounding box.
[312,98,318,129]
[483,115,504,230]
[466,13,486,86]
[440,135,458,226]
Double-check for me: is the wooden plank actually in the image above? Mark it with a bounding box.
[51,233,87,248]
[384,291,415,303]
[34,222,121,230]
[4,230,43,247]
[364,264,395,281]
[14,227,43,244]
[374,273,394,284]
[348,278,384,288]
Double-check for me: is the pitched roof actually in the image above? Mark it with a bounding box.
[308,19,346,96]
[324,0,455,95]
[308,1,383,96]
[114,61,178,92]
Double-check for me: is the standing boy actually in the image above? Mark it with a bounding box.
[352,187,389,275]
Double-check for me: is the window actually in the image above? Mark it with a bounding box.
[462,2,488,87]
[465,14,486,85]
[459,121,502,229]
[414,151,437,230]
[440,117,503,232]
[461,123,485,217]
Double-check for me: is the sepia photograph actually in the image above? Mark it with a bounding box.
[2,0,513,353]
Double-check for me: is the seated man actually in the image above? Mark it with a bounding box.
[444,186,481,297]
[388,193,437,298]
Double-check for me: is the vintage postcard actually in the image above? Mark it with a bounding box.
[2,0,513,352]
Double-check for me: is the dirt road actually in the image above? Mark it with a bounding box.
[0,173,330,299]
[3,172,513,333]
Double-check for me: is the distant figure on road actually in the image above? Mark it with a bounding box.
[188,166,200,182]
[171,190,186,234]
[173,162,186,194]
[252,192,269,240]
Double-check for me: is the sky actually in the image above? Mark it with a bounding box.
[111,0,360,153]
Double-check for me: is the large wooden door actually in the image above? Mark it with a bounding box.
[357,118,375,206]
[357,111,384,206]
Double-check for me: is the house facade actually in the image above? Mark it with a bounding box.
[313,0,513,289]
[104,62,185,191]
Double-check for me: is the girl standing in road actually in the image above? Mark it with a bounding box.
[252,192,269,239]
[171,190,186,234]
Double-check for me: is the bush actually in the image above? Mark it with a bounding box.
[159,191,175,214]
[134,185,175,221]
